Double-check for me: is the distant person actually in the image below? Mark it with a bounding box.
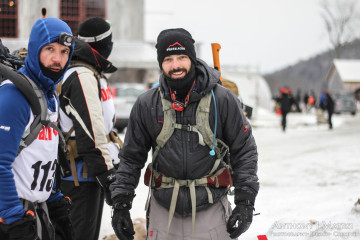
[311,91,317,106]
[319,90,326,111]
[275,86,296,131]
[315,90,327,124]
[325,92,335,129]
[295,89,302,111]
[307,90,316,112]
[303,92,309,112]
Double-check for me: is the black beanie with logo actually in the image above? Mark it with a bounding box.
[156,28,196,68]
[78,17,113,59]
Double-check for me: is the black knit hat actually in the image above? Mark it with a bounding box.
[78,17,113,58]
[156,28,196,68]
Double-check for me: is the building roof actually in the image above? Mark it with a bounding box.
[108,41,158,69]
[333,59,360,83]
[222,68,273,111]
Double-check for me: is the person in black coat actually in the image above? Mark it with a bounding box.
[110,28,259,240]
[325,92,335,129]
[275,87,296,131]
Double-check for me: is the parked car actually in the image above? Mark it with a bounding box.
[112,82,147,132]
[333,93,357,115]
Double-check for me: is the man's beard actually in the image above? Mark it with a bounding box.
[40,62,65,82]
[165,63,196,100]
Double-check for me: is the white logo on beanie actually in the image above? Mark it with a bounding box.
[166,42,185,51]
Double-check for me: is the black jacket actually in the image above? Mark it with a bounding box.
[276,92,296,114]
[59,39,116,179]
[111,59,259,215]
[326,94,334,114]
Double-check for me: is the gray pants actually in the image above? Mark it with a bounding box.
[147,194,234,240]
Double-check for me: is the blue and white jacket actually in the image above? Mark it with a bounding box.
[0,18,74,224]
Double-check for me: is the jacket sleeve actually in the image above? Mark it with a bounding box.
[220,89,259,203]
[60,68,113,177]
[0,84,30,224]
[110,95,152,198]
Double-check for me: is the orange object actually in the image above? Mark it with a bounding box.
[41,8,47,18]
[26,210,35,217]
[211,43,222,82]
[308,96,315,105]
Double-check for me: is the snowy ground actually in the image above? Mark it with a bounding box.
[100,109,360,240]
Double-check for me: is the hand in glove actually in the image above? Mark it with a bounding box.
[0,211,37,240]
[47,196,74,240]
[107,141,121,169]
[226,200,254,239]
[96,168,116,205]
[112,193,135,240]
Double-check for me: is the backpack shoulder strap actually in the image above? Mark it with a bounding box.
[68,60,102,100]
[195,92,214,149]
[0,63,42,115]
[0,62,65,155]
[15,73,49,154]
[69,60,101,81]
[152,89,176,160]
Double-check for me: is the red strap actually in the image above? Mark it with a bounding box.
[257,235,268,240]
[170,79,197,111]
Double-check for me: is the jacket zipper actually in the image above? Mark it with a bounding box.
[180,110,188,178]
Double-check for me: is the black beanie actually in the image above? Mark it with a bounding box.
[78,17,113,58]
[156,28,196,68]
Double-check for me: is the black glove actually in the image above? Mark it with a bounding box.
[112,193,135,240]
[96,168,116,205]
[47,196,74,240]
[0,211,38,240]
[226,200,254,239]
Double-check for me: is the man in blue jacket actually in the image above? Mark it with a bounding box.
[0,18,74,240]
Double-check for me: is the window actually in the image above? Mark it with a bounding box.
[0,0,18,38]
[60,0,106,36]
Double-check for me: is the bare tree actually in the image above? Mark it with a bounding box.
[320,0,360,58]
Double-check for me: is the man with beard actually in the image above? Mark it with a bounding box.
[110,28,259,240]
[59,17,119,240]
[0,18,74,240]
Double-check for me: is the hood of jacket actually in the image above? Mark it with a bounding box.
[18,18,74,110]
[159,58,220,103]
[71,38,117,74]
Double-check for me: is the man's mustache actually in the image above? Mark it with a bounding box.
[169,68,187,76]
[47,63,63,70]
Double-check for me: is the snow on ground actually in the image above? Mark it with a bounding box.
[100,109,360,240]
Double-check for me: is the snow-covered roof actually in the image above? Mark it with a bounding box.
[221,68,273,111]
[108,41,158,69]
[333,59,360,83]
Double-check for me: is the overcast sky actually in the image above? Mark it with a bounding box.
[144,0,335,74]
